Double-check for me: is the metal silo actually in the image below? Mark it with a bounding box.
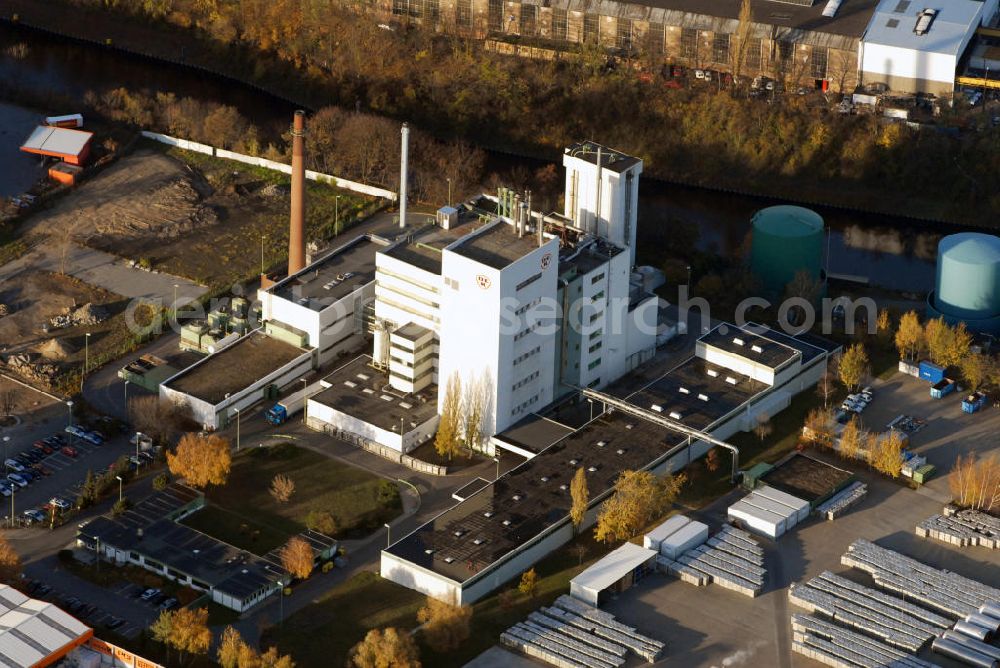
[927,232,1000,334]
[750,205,824,298]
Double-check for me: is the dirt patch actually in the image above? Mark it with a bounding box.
[759,452,855,503]
[21,148,217,245]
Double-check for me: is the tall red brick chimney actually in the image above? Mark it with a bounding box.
[287,110,307,276]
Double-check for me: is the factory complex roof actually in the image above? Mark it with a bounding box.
[570,542,656,593]
[163,331,307,405]
[271,235,385,310]
[862,0,983,54]
[700,323,802,371]
[451,220,550,270]
[385,412,684,584]
[493,413,577,456]
[309,355,439,433]
[0,585,91,668]
[564,142,642,173]
[381,205,489,274]
[20,125,92,157]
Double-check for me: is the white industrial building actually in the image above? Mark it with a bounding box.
[859,0,999,94]
[569,542,657,606]
[380,323,840,605]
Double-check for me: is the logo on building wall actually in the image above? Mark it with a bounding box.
[476,274,492,290]
[540,252,552,270]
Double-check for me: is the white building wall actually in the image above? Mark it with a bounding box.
[698,344,778,386]
[381,552,463,604]
[306,396,439,452]
[860,42,958,87]
[374,254,443,333]
[562,151,642,265]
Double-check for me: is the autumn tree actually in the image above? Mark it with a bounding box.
[280,536,314,580]
[150,610,174,662]
[416,597,473,652]
[754,412,773,442]
[152,608,211,663]
[219,626,294,668]
[518,567,539,599]
[923,317,971,367]
[838,416,864,461]
[949,453,1000,512]
[0,536,21,585]
[569,467,589,530]
[961,353,992,392]
[270,474,295,503]
[128,395,191,446]
[434,373,462,461]
[804,407,836,447]
[895,310,924,361]
[461,372,489,452]
[0,389,15,417]
[838,343,870,391]
[259,646,296,668]
[875,308,892,347]
[871,430,904,478]
[816,362,837,408]
[349,628,421,668]
[166,433,232,488]
[594,470,687,543]
[730,0,754,87]
[217,626,244,668]
[306,509,338,536]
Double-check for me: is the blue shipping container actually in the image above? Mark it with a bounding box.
[963,392,987,413]
[930,378,955,399]
[919,361,945,384]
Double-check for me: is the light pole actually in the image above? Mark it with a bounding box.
[686,265,691,287]
[261,234,268,276]
[115,475,123,502]
[66,400,74,439]
[493,456,500,480]
[235,408,241,451]
[124,380,129,417]
[277,580,285,627]
[84,331,91,377]
[447,178,452,207]
[300,378,308,423]
[173,284,179,310]
[384,522,391,547]
[335,196,341,236]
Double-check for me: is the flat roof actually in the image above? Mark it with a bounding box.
[309,355,439,433]
[450,221,545,270]
[0,585,91,667]
[20,125,92,157]
[494,413,576,456]
[759,452,853,503]
[271,235,382,311]
[744,323,829,366]
[382,206,486,274]
[394,322,433,342]
[385,412,682,584]
[163,332,307,405]
[559,237,624,280]
[863,0,982,55]
[627,356,769,432]
[700,323,801,370]
[570,542,656,592]
[564,142,641,173]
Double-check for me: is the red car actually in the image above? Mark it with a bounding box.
[61,446,78,458]
[33,441,52,455]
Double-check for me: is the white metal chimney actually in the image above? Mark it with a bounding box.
[593,146,603,236]
[399,123,409,229]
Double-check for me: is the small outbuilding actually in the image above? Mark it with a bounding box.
[569,542,656,607]
[728,485,811,539]
[20,125,93,165]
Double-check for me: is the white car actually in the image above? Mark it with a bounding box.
[48,497,71,510]
[6,474,28,488]
[694,69,706,80]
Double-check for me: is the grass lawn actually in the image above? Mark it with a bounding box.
[182,444,401,555]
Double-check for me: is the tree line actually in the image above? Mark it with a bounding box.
[60,0,1000,223]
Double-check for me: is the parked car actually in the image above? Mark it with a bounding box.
[32,464,52,477]
[106,616,125,630]
[35,583,51,596]
[140,588,161,602]
[6,474,28,488]
[81,431,104,446]
[4,459,24,472]
[61,446,78,458]
[150,592,167,606]
[45,435,66,448]
[49,497,72,510]
[32,441,52,455]
[20,450,42,463]
[0,483,12,497]
[22,509,46,524]
[158,597,178,611]
[64,425,86,438]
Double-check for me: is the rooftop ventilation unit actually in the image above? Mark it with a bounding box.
[616,448,626,455]
[399,401,412,409]
[483,511,493,518]
[625,423,634,429]
[425,549,434,554]
[343,380,357,388]
[559,484,568,491]
[707,369,719,377]
[512,494,522,501]
[733,337,745,346]
[679,387,690,394]
[651,404,664,413]
[444,556,455,563]
[540,476,549,483]
[751,345,763,353]
[596,440,607,447]
[502,519,512,526]
[570,459,579,466]
[698,393,709,401]
[726,377,738,385]
[822,0,842,17]
[380,394,393,401]
[669,411,682,420]
[588,466,598,472]
[454,530,464,537]
[914,8,937,34]
[473,538,484,545]
[357,373,370,381]
[362,388,375,394]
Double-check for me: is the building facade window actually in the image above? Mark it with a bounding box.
[712,33,730,64]
[583,13,599,44]
[776,40,793,66]
[457,0,472,27]
[590,272,605,284]
[520,4,537,35]
[646,22,664,55]
[811,46,828,78]
[489,0,504,31]
[552,8,568,39]
[680,28,698,60]
[423,0,440,19]
[587,357,602,371]
[616,18,633,51]
[744,37,762,70]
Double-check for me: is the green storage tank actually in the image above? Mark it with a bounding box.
[750,205,824,298]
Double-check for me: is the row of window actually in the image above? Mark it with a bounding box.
[513,345,541,366]
[514,320,541,341]
[510,392,540,417]
[515,296,541,317]
[679,29,828,77]
[516,272,542,292]
[512,369,540,391]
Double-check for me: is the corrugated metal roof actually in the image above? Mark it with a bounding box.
[570,542,656,593]
[20,126,93,158]
[862,0,983,55]
[0,585,90,667]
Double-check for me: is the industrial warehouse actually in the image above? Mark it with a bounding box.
[374,0,999,94]
[379,321,840,605]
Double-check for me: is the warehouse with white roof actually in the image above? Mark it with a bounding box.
[0,584,92,667]
[859,0,1000,94]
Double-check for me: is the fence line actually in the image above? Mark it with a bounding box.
[140,131,398,201]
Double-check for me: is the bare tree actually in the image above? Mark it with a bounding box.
[0,389,15,417]
[730,0,754,89]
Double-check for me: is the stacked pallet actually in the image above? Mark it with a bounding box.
[816,482,868,520]
[551,596,664,662]
[842,539,1000,618]
[659,525,766,597]
[916,508,1000,549]
[791,614,941,668]
[788,571,950,652]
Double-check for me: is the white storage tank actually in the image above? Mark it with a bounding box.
[660,520,708,560]
[643,515,690,552]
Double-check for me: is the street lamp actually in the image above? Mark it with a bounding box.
[384,522,391,547]
[235,408,241,451]
[66,400,74,438]
[115,475,123,502]
[261,234,268,276]
[277,580,285,627]
[447,178,452,207]
[300,378,308,423]
[124,380,129,416]
[335,196,341,236]
[83,332,91,378]
[686,265,692,287]
[493,456,500,480]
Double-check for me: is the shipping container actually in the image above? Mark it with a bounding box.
[919,360,946,383]
[913,464,936,484]
[964,392,988,414]
[740,494,800,530]
[659,520,708,560]
[643,515,690,552]
[754,486,811,523]
[44,113,84,128]
[728,501,787,539]
[931,378,956,399]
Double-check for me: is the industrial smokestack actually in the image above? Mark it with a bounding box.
[594,146,602,236]
[287,110,307,276]
[399,123,410,229]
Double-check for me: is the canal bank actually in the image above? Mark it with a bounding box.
[0,3,991,228]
